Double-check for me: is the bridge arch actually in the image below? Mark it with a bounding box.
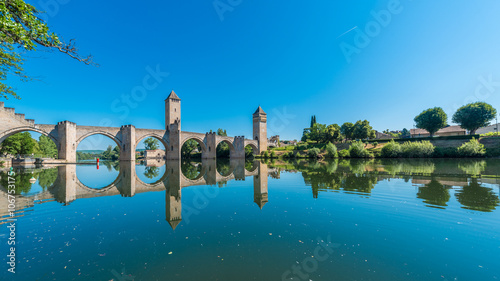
[180,137,207,153]
[216,139,235,158]
[135,134,168,151]
[76,131,123,150]
[245,143,259,156]
[0,126,59,149]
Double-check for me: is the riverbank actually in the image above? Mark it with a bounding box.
[266,136,500,159]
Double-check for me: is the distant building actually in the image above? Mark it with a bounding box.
[476,123,499,135]
[374,131,394,140]
[410,126,466,138]
[144,149,165,159]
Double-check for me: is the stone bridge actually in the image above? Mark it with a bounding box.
[0,160,271,230]
[0,91,267,162]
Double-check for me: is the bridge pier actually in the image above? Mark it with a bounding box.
[119,125,136,161]
[57,121,77,163]
[203,132,217,159]
[232,136,246,158]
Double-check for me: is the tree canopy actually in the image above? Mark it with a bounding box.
[340,122,355,140]
[144,138,160,150]
[414,107,448,137]
[452,102,497,135]
[0,0,95,99]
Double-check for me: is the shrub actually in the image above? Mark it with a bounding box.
[270,151,277,158]
[308,148,321,158]
[481,132,500,137]
[325,142,338,158]
[456,138,486,157]
[372,142,378,148]
[401,141,435,158]
[296,143,308,151]
[261,151,269,158]
[348,141,372,158]
[381,140,402,158]
[338,149,350,158]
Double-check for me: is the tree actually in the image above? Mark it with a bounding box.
[401,128,410,138]
[310,115,317,128]
[325,124,342,143]
[144,138,160,150]
[340,122,355,140]
[101,145,119,160]
[181,139,200,158]
[414,107,447,137]
[452,102,497,135]
[37,135,57,157]
[0,132,34,155]
[352,120,373,140]
[216,128,230,157]
[0,0,96,99]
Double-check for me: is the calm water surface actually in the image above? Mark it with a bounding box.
[1,159,499,281]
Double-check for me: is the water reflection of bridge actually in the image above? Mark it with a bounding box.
[0,160,271,230]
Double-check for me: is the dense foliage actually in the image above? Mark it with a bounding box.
[348,141,372,158]
[456,138,486,157]
[144,138,160,150]
[414,107,448,137]
[325,142,338,158]
[452,102,497,135]
[0,132,57,157]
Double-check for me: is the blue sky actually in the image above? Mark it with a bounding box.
[5,0,500,149]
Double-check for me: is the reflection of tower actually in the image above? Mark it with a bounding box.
[166,160,182,230]
[165,90,181,131]
[254,161,268,209]
[253,106,267,154]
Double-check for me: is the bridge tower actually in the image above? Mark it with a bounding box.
[166,91,181,159]
[165,90,181,131]
[253,106,267,154]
